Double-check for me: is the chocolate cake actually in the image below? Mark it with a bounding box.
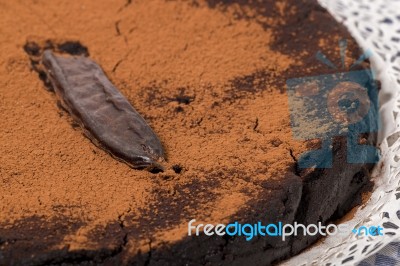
[0,0,378,265]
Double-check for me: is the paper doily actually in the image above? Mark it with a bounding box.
[283,0,400,265]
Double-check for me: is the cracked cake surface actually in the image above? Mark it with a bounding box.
[0,0,376,265]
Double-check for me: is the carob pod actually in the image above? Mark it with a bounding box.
[42,50,165,171]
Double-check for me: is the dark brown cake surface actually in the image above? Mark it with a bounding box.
[0,0,377,265]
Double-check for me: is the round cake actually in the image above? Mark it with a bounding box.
[0,0,377,265]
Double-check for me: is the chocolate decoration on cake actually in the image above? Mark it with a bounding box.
[42,50,165,171]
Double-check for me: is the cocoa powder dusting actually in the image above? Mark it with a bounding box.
[0,0,366,262]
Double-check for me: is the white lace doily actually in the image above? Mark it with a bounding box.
[283,0,400,265]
